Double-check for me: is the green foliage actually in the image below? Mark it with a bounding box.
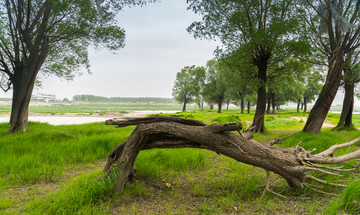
[172,65,206,109]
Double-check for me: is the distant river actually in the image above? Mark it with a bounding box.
[0,110,179,125]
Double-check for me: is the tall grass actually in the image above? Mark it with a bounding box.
[0,122,133,185]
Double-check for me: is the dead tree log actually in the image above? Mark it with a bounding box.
[104,116,360,194]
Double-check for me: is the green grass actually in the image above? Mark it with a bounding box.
[1,109,360,214]
[0,122,133,185]
[0,103,195,114]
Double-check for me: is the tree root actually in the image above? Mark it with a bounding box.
[103,116,360,196]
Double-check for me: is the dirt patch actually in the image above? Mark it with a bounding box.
[290,117,334,128]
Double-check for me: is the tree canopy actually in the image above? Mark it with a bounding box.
[0,0,155,133]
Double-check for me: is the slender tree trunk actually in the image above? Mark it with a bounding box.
[301,103,304,110]
[182,100,187,112]
[303,53,344,134]
[266,94,271,114]
[240,98,245,114]
[336,83,354,128]
[247,100,251,113]
[226,101,229,110]
[209,104,214,110]
[297,100,301,113]
[271,92,276,114]
[303,96,307,113]
[217,99,223,113]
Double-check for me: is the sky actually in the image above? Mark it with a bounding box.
[0,1,220,100]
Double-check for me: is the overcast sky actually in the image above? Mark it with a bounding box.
[0,1,220,100]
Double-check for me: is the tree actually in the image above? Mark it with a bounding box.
[299,0,360,133]
[187,0,309,132]
[172,65,205,112]
[335,50,360,128]
[104,116,360,195]
[201,60,229,113]
[0,0,155,133]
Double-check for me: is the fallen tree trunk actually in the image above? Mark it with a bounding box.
[104,116,360,194]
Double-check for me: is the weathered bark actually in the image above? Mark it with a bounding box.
[336,83,354,128]
[104,116,360,194]
[303,53,344,133]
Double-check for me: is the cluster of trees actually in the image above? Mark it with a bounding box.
[173,0,360,134]
[72,95,174,103]
[1,0,360,135]
[172,59,323,115]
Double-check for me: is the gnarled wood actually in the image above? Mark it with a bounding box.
[104,116,360,194]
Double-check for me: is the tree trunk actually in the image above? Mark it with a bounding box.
[271,92,276,114]
[297,100,300,113]
[217,99,223,113]
[104,116,360,194]
[247,100,251,113]
[251,61,267,133]
[301,103,304,110]
[209,104,214,110]
[182,100,187,112]
[240,98,245,114]
[303,96,307,113]
[7,67,44,133]
[336,83,354,128]
[303,53,344,134]
[266,94,271,114]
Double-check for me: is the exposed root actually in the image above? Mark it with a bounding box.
[269,133,297,146]
[303,167,343,177]
[309,187,340,197]
[305,175,346,188]
[260,170,286,200]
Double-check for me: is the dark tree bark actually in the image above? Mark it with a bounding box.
[217,100,223,113]
[303,96,308,113]
[209,104,214,110]
[240,98,245,114]
[303,53,344,134]
[297,100,301,113]
[104,116,360,194]
[266,94,271,114]
[301,103,304,110]
[336,83,354,128]
[271,92,276,114]
[247,100,251,113]
[226,101,229,110]
[251,51,270,133]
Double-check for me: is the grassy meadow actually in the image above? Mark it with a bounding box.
[0,109,360,214]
